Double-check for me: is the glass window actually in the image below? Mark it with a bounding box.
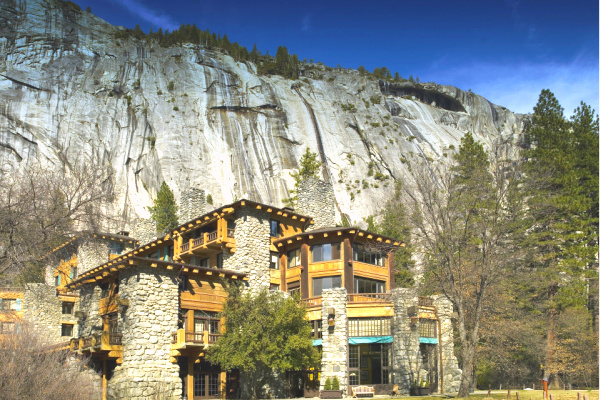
[310,319,322,339]
[62,302,74,314]
[270,252,279,270]
[55,275,61,286]
[311,243,341,263]
[312,276,342,296]
[419,319,437,338]
[287,281,300,297]
[61,323,73,337]
[287,248,301,269]
[270,220,282,237]
[1,299,16,311]
[352,244,386,266]
[353,277,386,294]
[269,283,280,291]
[348,317,391,337]
[100,283,109,298]
[216,253,224,269]
[0,321,15,333]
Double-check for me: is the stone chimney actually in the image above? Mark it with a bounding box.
[296,177,336,230]
[129,218,157,245]
[179,185,207,223]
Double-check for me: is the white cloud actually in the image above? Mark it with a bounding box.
[430,56,599,116]
[114,0,179,32]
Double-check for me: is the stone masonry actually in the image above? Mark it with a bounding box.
[321,287,349,394]
[78,284,103,336]
[23,283,79,344]
[78,239,110,274]
[108,265,181,400]
[225,207,271,292]
[130,218,157,245]
[433,295,461,393]
[296,177,336,230]
[391,288,421,394]
[179,185,207,223]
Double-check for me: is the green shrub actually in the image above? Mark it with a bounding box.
[332,377,340,390]
[324,377,332,390]
[168,81,175,91]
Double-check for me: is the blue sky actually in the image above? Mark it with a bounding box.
[74,0,598,116]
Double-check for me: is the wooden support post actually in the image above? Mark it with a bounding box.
[516,392,519,400]
[487,388,491,398]
[220,371,227,400]
[508,389,511,399]
[188,356,194,400]
[577,392,581,400]
[102,359,107,400]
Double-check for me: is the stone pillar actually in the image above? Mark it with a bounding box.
[320,287,348,394]
[130,218,157,246]
[78,284,103,336]
[23,283,79,344]
[77,239,110,274]
[433,296,461,393]
[296,177,336,230]
[107,265,181,399]
[225,207,271,292]
[179,186,207,223]
[391,288,421,394]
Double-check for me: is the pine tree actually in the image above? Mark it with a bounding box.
[283,148,321,207]
[147,182,179,234]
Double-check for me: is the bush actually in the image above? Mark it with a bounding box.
[332,377,340,390]
[324,377,332,390]
[0,324,101,399]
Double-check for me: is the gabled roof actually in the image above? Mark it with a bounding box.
[273,226,404,249]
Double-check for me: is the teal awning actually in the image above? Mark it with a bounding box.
[312,339,322,346]
[349,336,393,344]
[420,337,438,344]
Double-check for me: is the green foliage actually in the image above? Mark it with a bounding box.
[284,148,321,207]
[207,285,319,399]
[332,376,340,390]
[324,377,332,390]
[147,182,179,234]
[370,95,382,105]
[206,194,213,205]
[340,103,357,113]
[167,81,174,91]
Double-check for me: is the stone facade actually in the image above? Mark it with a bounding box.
[23,283,79,344]
[107,265,181,400]
[296,177,336,230]
[78,284,102,336]
[391,288,421,394]
[433,295,462,393]
[130,218,157,245]
[320,288,349,394]
[78,240,110,274]
[225,207,271,292]
[179,185,207,223]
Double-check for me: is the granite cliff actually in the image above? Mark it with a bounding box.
[0,0,527,226]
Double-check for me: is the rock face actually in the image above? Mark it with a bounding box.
[0,0,527,226]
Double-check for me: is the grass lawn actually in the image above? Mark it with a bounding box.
[380,390,599,400]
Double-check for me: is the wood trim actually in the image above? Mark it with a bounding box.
[344,238,353,293]
[300,243,309,299]
[388,252,395,290]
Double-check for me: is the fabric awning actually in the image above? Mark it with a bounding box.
[349,336,393,344]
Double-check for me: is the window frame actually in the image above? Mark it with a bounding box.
[312,275,342,297]
[61,323,74,337]
[311,242,341,263]
[62,301,74,315]
[287,248,301,269]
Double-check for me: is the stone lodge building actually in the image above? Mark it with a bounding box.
[4,179,461,399]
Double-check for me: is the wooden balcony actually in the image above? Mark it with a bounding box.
[170,328,221,351]
[74,331,123,360]
[178,229,236,257]
[301,296,323,309]
[348,293,392,303]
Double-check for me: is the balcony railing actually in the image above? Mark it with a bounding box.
[227,229,235,238]
[301,296,323,308]
[70,338,79,351]
[348,293,392,303]
[171,329,220,348]
[418,296,434,307]
[109,333,123,346]
[81,336,92,349]
[92,332,103,347]
[181,242,189,252]
[207,231,218,241]
[192,236,204,247]
[185,331,204,343]
[208,333,221,344]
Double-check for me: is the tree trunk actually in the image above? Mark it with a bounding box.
[458,345,475,397]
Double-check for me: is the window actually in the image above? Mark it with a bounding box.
[178,275,189,291]
[348,343,391,385]
[348,317,391,337]
[61,323,74,337]
[194,311,220,334]
[311,243,341,263]
[1,299,17,311]
[353,277,386,294]
[419,319,437,338]
[310,319,322,339]
[100,283,109,298]
[62,302,74,314]
[109,241,124,255]
[270,220,282,237]
[191,257,210,268]
[69,267,77,280]
[353,244,386,266]
[270,252,279,270]
[216,253,224,269]
[269,284,280,291]
[287,248,301,269]
[287,281,300,297]
[0,321,15,333]
[55,275,61,286]
[312,276,341,296]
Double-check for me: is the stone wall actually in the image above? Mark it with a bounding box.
[391,288,421,394]
[23,283,79,344]
[320,287,348,394]
[433,295,461,393]
[78,284,102,336]
[225,207,271,292]
[179,185,206,224]
[130,218,157,245]
[78,240,110,274]
[107,265,181,400]
[296,177,336,230]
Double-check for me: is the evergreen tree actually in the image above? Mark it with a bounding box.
[283,148,321,207]
[147,182,179,234]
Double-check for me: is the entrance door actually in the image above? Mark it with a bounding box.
[194,373,220,399]
[420,344,438,392]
